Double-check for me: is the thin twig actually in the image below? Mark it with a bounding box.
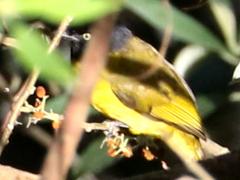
[159,0,173,57]
[123,151,240,180]
[0,16,72,155]
[40,14,117,180]
[159,25,172,57]
[0,35,17,48]
[83,122,112,132]
[174,150,214,180]
[48,16,73,53]
[0,69,39,155]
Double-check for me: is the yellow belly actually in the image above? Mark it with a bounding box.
[91,78,203,160]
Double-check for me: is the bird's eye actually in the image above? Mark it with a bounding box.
[82,33,91,41]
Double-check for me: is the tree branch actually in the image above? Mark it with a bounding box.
[0,165,39,180]
[40,14,117,180]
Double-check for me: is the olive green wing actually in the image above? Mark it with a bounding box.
[149,93,205,139]
[110,76,205,140]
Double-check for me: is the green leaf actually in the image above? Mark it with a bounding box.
[0,22,2,32]
[215,0,232,7]
[11,23,75,85]
[197,95,217,118]
[232,62,240,80]
[210,0,239,55]
[196,93,226,118]
[125,0,226,52]
[46,93,100,115]
[71,138,115,177]
[0,0,122,25]
[174,45,208,77]
[46,94,70,113]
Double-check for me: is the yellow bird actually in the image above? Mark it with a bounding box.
[90,27,205,160]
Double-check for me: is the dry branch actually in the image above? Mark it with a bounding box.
[122,151,240,180]
[0,165,40,180]
[40,14,117,180]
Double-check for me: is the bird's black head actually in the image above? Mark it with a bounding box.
[68,26,133,60]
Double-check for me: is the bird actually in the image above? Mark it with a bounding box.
[88,26,205,160]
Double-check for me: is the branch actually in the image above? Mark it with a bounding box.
[159,0,173,57]
[48,16,73,53]
[0,164,39,180]
[0,69,39,155]
[40,14,117,180]
[121,151,240,180]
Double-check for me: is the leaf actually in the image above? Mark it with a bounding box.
[0,0,121,25]
[71,138,115,177]
[11,23,75,86]
[174,45,208,77]
[196,95,218,118]
[46,93,100,116]
[216,0,232,6]
[0,22,2,32]
[125,0,226,52]
[232,62,240,80]
[46,94,69,113]
[210,0,239,55]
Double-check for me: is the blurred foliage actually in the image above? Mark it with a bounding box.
[70,137,115,179]
[11,23,75,86]
[0,0,121,25]
[0,0,240,179]
[125,0,226,53]
[46,94,70,115]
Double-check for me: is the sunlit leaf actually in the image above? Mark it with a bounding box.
[233,62,240,80]
[174,45,208,77]
[0,0,122,25]
[125,0,226,52]
[210,0,239,55]
[11,23,75,85]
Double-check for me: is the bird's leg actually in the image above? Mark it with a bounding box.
[100,120,128,147]
[103,120,128,137]
[83,120,133,158]
[95,120,133,158]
